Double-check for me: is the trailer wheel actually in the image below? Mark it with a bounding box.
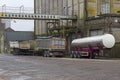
[92,51,99,59]
[43,51,50,57]
[43,51,47,57]
[71,51,75,58]
[89,52,95,59]
[77,54,81,58]
[43,53,46,57]
[92,52,96,59]
[73,53,77,58]
[13,48,19,55]
[70,53,74,58]
[46,52,50,57]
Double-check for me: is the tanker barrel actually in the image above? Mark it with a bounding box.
[71,34,115,49]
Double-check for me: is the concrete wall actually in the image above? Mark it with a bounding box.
[0,23,5,32]
[0,34,4,53]
[0,23,5,53]
[112,0,120,13]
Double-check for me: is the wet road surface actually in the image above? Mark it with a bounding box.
[0,54,120,80]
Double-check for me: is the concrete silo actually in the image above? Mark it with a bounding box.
[34,0,68,36]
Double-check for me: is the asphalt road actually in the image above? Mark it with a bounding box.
[0,53,120,80]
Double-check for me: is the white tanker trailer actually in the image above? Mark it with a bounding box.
[71,34,115,58]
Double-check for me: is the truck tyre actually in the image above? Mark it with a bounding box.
[46,51,50,57]
[79,54,82,58]
[89,52,95,59]
[70,53,74,58]
[13,48,19,55]
[92,52,95,59]
[43,53,45,57]
[47,52,50,57]
[43,52,47,57]
[73,53,77,58]
[77,54,80,58]
[43,51,49,57]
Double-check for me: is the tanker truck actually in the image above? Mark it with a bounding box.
[71,34,115,59]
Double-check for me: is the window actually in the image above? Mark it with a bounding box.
[90,29,103,36]
[100,0,110,14]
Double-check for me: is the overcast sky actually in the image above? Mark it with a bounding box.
[0,0,34,31]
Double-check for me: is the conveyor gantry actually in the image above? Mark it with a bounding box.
[0,12,77,20]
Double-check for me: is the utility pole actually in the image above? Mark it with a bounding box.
[72,0,74,16]
[84,0,88,37]
[77,0,80,30]
[84,0,88,20]
[34,0,38,37]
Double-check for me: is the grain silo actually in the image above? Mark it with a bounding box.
[34,0,68,36]
[34,0,120,36]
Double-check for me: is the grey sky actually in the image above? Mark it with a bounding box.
[0,0,34,31]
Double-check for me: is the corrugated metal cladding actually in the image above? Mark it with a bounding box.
[4,31,34,41]
[39,0,66,15]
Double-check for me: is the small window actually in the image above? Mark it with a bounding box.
[90,29,103,36]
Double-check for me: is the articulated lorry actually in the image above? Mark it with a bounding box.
[71,34,115,59]
[9,37,66,57]
[10,41,31,55]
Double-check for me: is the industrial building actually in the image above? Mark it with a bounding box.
[34,0,120,37]
[34,0,120,57]
[34,0,120,36]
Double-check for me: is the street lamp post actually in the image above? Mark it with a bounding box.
[2,4,6,13]
[20,5,24,13]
